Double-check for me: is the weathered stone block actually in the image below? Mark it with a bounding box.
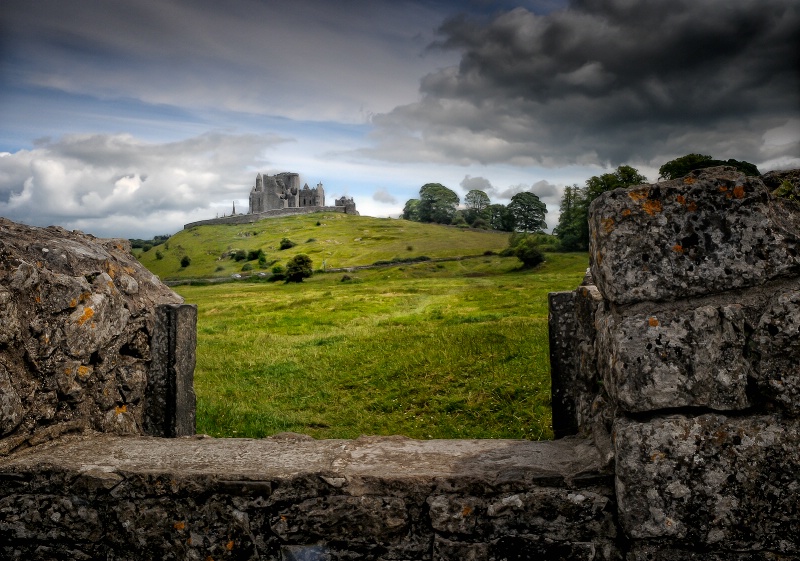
[0,217,185,449]
[596,304,752,413]
[549,283,604,438]
[589,167,800,305]
[615,414,800,553]
[144,303,197,437]
[270,495,408,544]
[627,545,800,560]
[754,289,800,413]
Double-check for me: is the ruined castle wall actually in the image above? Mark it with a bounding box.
[183,205,353,230]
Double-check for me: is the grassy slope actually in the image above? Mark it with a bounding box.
[175,252,588,440]
[138,213,512,279]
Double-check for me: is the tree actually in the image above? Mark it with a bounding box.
[418,183,459,224]
[486,204,515,231]
[508,192,548,233]
[464,189,491,212]
[658,154,713,180]
[553,185,588,251]
[285,254,313,283]
[658,153,760,180]
[402,199,420,221]
[585,165,648,202]
[553,165,647,251]
[180,255,191,268]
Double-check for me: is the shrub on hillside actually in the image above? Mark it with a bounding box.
[269,264,286,282]
[279,238,296,250]
[514,237,545,268]
[180,255,191,268]
[285,254,313,283]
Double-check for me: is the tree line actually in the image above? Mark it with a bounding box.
[401,153,760,253]
[402,183,548,233]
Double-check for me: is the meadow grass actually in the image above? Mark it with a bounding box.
[138,213,512,279]
[175,252,589,440]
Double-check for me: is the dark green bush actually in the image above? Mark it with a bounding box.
[285,254,313,283]
[279,238,296,250]
[180,255,191,268]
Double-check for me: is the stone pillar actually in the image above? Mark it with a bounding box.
[584,166,800,557]
[145,304,197,437]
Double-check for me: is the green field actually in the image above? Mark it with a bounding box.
[174,251,588,441]
[138,213,513,279]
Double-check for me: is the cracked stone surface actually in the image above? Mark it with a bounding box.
[589,166,800,305]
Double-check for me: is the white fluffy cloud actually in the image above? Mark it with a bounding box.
[0,132,285,237]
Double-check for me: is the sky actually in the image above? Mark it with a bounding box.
[0,0,798,239]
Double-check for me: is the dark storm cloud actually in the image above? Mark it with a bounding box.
[366,0,800,168]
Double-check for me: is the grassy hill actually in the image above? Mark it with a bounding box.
[134,212,589,440]
[137,213,514,280]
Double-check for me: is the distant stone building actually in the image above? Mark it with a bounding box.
[184,172,357,230]
[249,172,325,213]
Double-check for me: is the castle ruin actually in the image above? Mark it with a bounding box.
[184,172,358,230]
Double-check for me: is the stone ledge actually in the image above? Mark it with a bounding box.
[0,434,616,560]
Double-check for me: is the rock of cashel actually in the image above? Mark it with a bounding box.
[184,171,358,230]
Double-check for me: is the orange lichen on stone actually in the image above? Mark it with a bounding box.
[687,201,698,212]
[226,541,235,551]
[683,177,695,185]
[733,185,745,199]
[462,505,473,516]
[676,195,686,205]
[672,244,684,253]
[628,189,649,202]
[719,185,729,192]
[69,298,77,307]
[79,292,91,302]
[642,200,663,216]
[115,404,127,414]
[77,307,94,326]
[106,262,117,278]
[124,266,135,275]
[602,217,615,233]
[622,208,632,217]
[77,366,90,378]
[173,521,186,531]
[650,451,666,461]
[648,317,659,327]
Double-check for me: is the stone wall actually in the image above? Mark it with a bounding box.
[552,166,800,559]
[1,166,799,560]
[183,205,355,230]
